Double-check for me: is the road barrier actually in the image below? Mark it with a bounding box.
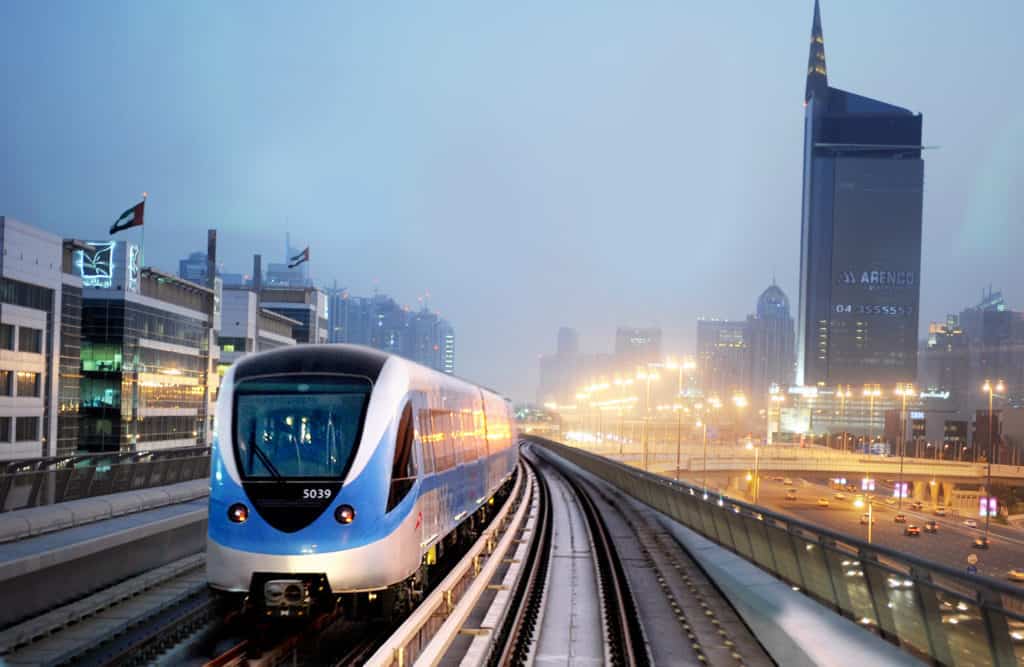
[528,435,1024,666]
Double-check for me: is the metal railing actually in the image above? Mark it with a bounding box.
[527,436,1024,666]
[0,447,210,512]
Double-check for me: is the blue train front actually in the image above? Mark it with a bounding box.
[206,345,518,616]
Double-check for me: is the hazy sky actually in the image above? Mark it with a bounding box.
[2,1,1022,402]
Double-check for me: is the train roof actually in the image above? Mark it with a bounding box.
[230,344,510,402]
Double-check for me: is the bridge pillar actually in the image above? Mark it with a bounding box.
[927,480,940,506]
[911,480,927,502]
[727,475,744,496]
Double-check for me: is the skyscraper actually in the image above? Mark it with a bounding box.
[796,0,925,387]
[696,319,749,400]
[748,283,795,402]
[614,327,662,369]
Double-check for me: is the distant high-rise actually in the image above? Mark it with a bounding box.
[178,251,210,284]
[748,283,795,401]
[796,0,925,386]
[614,327,662,369]
[696,319,749,399]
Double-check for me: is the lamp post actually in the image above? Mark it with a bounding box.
[854,495,873,544]
[673,403,686,481]
[768,390,785,445]
[836,385,850,452]
[862,384,881,453]
[637,369,659,471]
[982,379,1005,544]
[745,437,760,503]
[894,383,915,511]
[698,417,709,496]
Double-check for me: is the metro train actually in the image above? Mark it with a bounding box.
[206,344,518,616]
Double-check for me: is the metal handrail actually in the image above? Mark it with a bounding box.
[528,435,1024,667]
[0,448,211,512]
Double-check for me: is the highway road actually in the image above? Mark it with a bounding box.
[681,472,1024,583]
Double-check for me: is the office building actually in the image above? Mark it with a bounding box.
[0,218,86,460]
[614,327,662,369]
[259,286,328,345]
[218,288,298,370]
[696,319,749,400]
[748,283,796,403]
[178,251,210,285]
[79,240,220,452]
[795,0,925,387]
[919,316,969,405]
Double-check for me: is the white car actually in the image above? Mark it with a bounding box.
[964,519,978,528]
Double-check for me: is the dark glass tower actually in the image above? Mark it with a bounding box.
[796,0,925,387]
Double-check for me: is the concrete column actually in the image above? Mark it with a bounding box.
[928,480,939,506]
[912,480,927,502]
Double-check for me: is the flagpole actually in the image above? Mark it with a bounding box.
[140,192,147,266]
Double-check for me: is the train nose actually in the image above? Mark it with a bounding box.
[263,579,308,609]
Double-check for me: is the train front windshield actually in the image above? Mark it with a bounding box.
[233,376,371,479]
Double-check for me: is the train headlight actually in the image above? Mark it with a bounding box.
[334,504,356,524]
[228,503,249,523]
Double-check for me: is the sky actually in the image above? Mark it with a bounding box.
[2,1,1023,403]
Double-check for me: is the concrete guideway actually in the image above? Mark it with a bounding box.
[531,445,772,666]
[0,487,207,629]
[533,437,1024,666]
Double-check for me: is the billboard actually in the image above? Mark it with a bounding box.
[826,158,923,384]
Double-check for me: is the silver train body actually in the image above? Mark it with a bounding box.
[206,345,517,609]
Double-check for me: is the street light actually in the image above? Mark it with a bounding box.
[836,385,851,452]
[894,383,915,511]
[854,495,873,544]
[982,378,1006,543]
[862,384,882,453]
[768,389,785,445]
[673,402,687,481]
[697,417,709,496]
[745,438,760,503]
[637,368,660,471]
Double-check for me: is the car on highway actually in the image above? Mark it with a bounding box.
[816,497,830,507]
[934,507,947,517]
[833,492,846,500]
[885,498,897,506]
[910,501,923,510]
[860,514,875,525]
[773,476,784,482]
[785,489,797,500]
[1008,568,1024,582]
[924,520,938,533]
[905,525,921,536]
[974,537,992,550]
[783,478,793,485]
[964,519,978,528]
[894,514,907,523]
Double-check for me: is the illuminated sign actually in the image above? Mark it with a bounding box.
[980,497,997,517]
[127,244,141,292]
[836,270,915,288]
[861,477,876,491]
[910,411,924,420]
[893,482,909,499]
[78,242,116,288]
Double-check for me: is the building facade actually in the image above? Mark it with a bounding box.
[218,288,297,370]
[696,319,749,400]
[796,0,924,387]
[259,286,328,345]
[614,327,662,369]
[0,218,76,460]
[79,241,219,453]
[747,284,796,403]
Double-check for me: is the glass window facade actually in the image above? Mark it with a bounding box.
[16,371,39,397]
[18,327,42,353]
[0,417,10,442]
[0,371,11,396]
[15,417,39,442]
[0,324,13,350]
[57,284,82,457]
[80,296,212,453]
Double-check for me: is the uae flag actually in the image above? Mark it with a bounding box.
[289,246,310,268]
[110,201,145,235]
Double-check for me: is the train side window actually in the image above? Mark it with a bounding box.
[387,403,417,512]
[417,409,434,474]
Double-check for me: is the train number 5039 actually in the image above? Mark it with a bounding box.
[302,488,332,499]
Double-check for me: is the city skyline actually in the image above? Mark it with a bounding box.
[3,2,1023,402]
